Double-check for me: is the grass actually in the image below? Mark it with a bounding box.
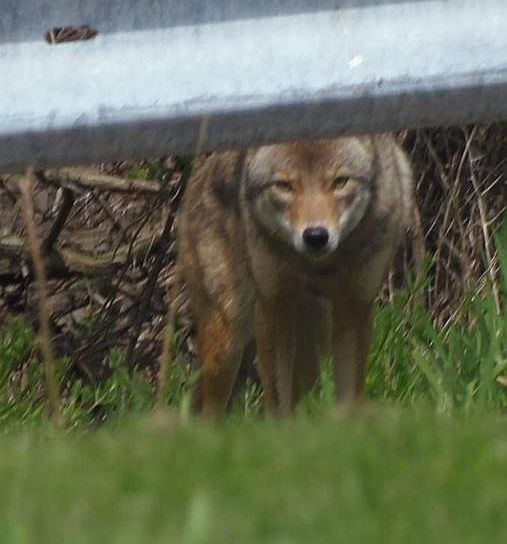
[366,273,506,413]
[0,412,505,543]
[0,225,505,541]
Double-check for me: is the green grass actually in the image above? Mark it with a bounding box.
[366,271,506,413]
[0,412,505,543]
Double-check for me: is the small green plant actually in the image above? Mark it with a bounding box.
[230,379,263,418]
[126,160,169,183]
[368,223,507,413]
[0,319,44,428]
[162,331,198,412]
[62,348,154,428]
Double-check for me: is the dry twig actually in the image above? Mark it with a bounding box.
[19,168,61,424]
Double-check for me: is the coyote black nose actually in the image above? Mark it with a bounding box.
[302,226,329,251]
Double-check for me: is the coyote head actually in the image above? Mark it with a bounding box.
[244,138,376,259]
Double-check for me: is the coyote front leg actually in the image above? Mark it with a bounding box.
[255,299,297,416]
[196,312,243,417]
[331,300,374,403]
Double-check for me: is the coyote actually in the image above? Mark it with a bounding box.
[177,135,414,416]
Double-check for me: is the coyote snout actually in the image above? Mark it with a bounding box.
[301,226,330,252]
[177,135,414,416]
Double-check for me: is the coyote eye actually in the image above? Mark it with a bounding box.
[271,180,294,193]
[332,176,351,191]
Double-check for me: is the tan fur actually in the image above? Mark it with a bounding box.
[177,135,415,416]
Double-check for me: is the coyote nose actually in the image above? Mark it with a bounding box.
[302,226,329,251]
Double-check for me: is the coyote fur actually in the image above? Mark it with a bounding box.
[177,135,414,416]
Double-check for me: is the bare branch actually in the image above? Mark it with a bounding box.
[124,160,193,367]
[156,309,176,411]
[43,167,161,194]
[6,167,161,195]
[43,188,75,251]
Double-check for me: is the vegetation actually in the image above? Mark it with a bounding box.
[0,413,506,544]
